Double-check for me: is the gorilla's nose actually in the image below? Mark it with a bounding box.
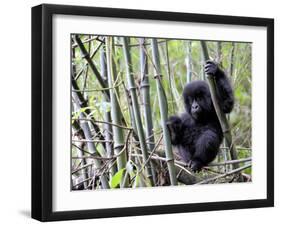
[192,103,199,111]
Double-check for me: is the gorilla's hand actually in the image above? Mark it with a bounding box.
[188,160,203,172]
[204,60,218,76]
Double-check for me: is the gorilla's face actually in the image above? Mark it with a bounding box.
[183,81,214,121]
[190,99,202,120]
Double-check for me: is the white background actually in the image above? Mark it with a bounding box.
[53,15,267,211]
[0,0,279,225]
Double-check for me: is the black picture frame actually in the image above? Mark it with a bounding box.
[31,3,274,222]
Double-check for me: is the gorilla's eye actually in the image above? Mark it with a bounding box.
[196,96,202,102]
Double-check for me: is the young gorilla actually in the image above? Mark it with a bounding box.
[167,60,234,172]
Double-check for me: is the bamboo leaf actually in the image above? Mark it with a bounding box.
[110,168,126,188]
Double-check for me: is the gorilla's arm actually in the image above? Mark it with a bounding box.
[166,115,183,145]
[205,60,234,113]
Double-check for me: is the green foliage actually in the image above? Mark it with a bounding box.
[110,168,126,188]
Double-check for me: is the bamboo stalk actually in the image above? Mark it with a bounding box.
[105,37,127,182]
[163,40,176,114]
[100,44,117,178]
[123,83,138,135]
[82,35,91,99]
[228,42,236,77]
[139,38,157,184]
[200,45,206,80]
[216,41,222,65]
[151,38,177,186]
[200,41,239,169]
[122,37,154,186]
[186,41,192,83]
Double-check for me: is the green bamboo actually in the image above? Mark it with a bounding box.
[122,37,154,186]
[200,43,206,80]
[216,42,222,64]
[186,41,192,83]
[123,84,139,136]
[139,38,157,184]
[200,41,239,169]
[163,40,176,114]
[105,37,127,178]
[151,38,177,186]
[100,44,117,177]
[216,41,227,172]
[228,42,235,77]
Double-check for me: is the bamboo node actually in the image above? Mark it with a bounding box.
[166,158,175,163]
[127,86,137,91]
[153,74,163,79]
[140,84,150,89]
[222,128,231,133]
[114,144,124,149]
[81,52,89,59]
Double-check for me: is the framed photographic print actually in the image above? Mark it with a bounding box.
[31,4,274,222]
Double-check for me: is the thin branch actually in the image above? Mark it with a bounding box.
[73,118,133,130]
[138,134,163,174]
[196,164,252,185]
[72,139,112,143]
[72,80,123,93]
[72,36,99,47]
[132,154,251,168]
[72,130,133,175]
[208,157,251,166]
[72,163,94,174]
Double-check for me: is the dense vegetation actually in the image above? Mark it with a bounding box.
[71,35,252,190]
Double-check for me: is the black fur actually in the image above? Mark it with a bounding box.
[167,61,234,171]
